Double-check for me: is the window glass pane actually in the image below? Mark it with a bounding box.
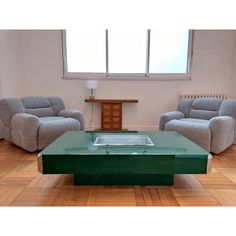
[109,30,147,73]
[66,30,106,72]
[149,30,189,73]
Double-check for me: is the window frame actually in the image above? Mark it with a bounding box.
[61,30,194,81]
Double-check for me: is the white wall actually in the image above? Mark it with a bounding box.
[0,30,22,98]
[0,30,24,138]
[1,30,236,130]
[229,31,236,99]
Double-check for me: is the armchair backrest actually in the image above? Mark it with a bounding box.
[177,98,222,120]
[21,96,65,117]
[189,98,222,120]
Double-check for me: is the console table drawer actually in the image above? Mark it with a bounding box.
[103,104,112,110]
[113,117,120,122]
[112,111,120,117]
[103,111,111,116]
[103,123,111,129]
[112,123,120,129]
[104,117,111,123]
[112,104,121,110]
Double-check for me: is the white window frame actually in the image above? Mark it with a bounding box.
[61,30,194,81]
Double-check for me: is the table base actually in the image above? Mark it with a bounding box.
[74,173,174,185]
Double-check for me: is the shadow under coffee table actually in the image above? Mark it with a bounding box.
[38,131,211,185]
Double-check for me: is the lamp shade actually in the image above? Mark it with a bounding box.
[86,80,97,89]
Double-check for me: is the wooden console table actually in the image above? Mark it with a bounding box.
[85,99,138,130]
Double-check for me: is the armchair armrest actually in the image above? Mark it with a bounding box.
[159,111,184,131]
[209,116,235,154]
[11,113,40,152]
[58,109,85,130]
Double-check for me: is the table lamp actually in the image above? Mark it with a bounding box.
[86,80,97,99]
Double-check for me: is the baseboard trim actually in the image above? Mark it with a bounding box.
[85,125,158,131]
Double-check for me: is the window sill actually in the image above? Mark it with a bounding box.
[62,73,191,81]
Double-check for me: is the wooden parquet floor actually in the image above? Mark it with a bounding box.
[1,140,236,206]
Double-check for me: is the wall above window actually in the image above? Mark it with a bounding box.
[62,30,193,81]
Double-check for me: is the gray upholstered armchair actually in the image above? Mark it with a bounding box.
[159,98,236,154]
[0,96,85,152]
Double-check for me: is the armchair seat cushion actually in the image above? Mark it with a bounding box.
[38,116,66,122]
[179,118,209,124]
[38,116,81,150]
[165,119,211,152]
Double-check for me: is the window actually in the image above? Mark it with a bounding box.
[66,30,106,73]
[149,30,190,74]
[62,30,193,80]
[108,30,147,73]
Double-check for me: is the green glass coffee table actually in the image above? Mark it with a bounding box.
[38,131,211,185]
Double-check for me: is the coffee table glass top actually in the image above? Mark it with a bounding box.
[40,131,209,156]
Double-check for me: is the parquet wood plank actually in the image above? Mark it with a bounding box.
[86,191,97,206]
[53,189,89,206]
[0,160,21,171]
[89,201,137,206]
[90,189,136,202]
[9,160,38,173]
[173,174,204,189]
[211,168,218,173]
[86,188,138,206]
[222,173,236,184]
[134,189,145,206]
[157,188,179,206]
[0,170,11,180]
[53,189,75,206]
[149,189,162,206]
[216,154,236,163]
[0,176,35,188]
[141,188,154,206]
[0,188,24,206]
[208,189,236,206]
[176,196,221,206]
[5,172,39,178]
[195,172,236,189]
[214,167,236,173]
[171,188,211,197]
[211,156,235,168]
[10,188,60,206]
[27,174,61,188]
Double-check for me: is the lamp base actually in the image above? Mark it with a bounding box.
[89,95,95,100]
